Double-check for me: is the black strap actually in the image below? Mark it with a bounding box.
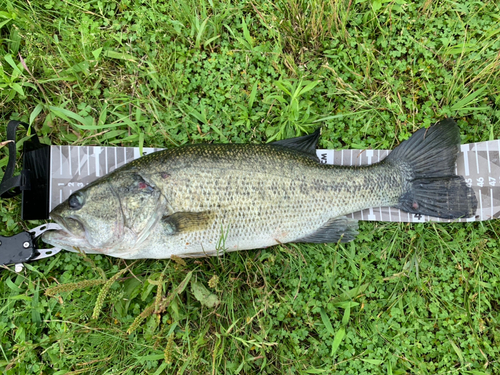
[0,120,37,198]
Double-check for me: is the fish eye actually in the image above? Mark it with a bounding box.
[68,191,85,210]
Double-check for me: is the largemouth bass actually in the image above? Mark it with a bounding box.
[42,119,477,259]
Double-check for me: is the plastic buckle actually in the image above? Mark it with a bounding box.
[0,223,62,272]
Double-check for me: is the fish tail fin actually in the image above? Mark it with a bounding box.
[386,118,477,219]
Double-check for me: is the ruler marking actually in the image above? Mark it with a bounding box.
[77,147,81,175]
[68,146,73,176]
[475,143,480,174]
[479,189,483,221]
[366,149,373,165]
[486,141,491,173]
[105,147,109,174]
[491,188,494,220]
[95,147,100,177]
[367,207,375,221]
[461,144,469,176]
[59,147,63,175]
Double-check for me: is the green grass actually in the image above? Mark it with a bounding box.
[1,0,500,373]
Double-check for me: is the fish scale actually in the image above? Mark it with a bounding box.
[42,119,477,259]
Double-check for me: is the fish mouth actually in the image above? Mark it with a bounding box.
[42,213,92,252]
[49,212,87,239]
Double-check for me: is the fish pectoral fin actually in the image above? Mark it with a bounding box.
[162,211,214,235]
[294,216,359,243]
[271,128,321,157]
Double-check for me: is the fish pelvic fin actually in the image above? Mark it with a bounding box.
[387,118,477,219]
[294,216,359,243]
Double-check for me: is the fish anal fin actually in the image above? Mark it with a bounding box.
[271,128,321,157]
[294,216,359,244]
[162,211,214,235]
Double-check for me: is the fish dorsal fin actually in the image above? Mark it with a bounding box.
[162,211,214,235]
[271,128,321,156]
[294,216,359,243]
